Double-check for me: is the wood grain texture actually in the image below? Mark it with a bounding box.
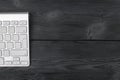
[30,41,120,80]
[25,41,120,80]
[0,41,119,80]
[0,61,115,80]
[11,0,120,40]
[0,39,118,80]
[0,0,119,40]
[31,41,120,60]
[0,0,120,80]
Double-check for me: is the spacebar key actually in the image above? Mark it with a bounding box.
[11,50,28,56]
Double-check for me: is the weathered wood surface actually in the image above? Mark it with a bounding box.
[27,0,120,40]
[0,41,120,80]
[0,60,116,80]
[0,0,120,40]
[0,41,118,80]
[0,0,120,80]
[31,41,120,60]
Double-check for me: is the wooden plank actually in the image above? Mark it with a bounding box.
[29,41,120,73]
[12,0,120,40]
[0,63,114,80]
[0,41,119,79]
[31,41,120,60]
[0,0,119,40]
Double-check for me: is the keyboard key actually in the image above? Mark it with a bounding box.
[5,61,12,65]
[10,21,18,25]
[19,20,27,25]
[22,40,27,48]
[21,61,28,65]
[0,21,2,25]
[0,58,4,64]
[19,35,28,48]
[0,42,5,49]
[5,34,11,41]
[15,42,21,49]
[4,57,13,61]
[3,50,10,57]
[8,26,15,33]
[20,56,28,61]
[12,34,19,41]
[3,21,10,25]
[0,50,2,56]
[0,26,7,33]
[16,26,27,33]
[13,57,20,61]
[19,34,27,41]
[11,50,27,56]
[0,35,3,41]
[7,42,13,49]
[13,61,20,65]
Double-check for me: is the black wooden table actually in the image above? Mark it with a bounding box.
[0,0,120,80]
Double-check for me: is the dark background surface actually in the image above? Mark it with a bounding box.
[1,0,120,80]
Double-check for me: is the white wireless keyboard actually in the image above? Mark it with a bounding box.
[0,12,29,67]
